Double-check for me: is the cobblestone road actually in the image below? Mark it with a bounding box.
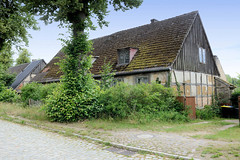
[0,120,164,160]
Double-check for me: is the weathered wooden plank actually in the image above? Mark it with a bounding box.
[173,15,219,76]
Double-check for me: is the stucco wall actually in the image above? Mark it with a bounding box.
[118,71,168,86]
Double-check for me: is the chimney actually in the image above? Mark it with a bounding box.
[151,19,158,24]
[32,59,37,62]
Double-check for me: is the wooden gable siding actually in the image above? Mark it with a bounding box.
[172,14,219,76]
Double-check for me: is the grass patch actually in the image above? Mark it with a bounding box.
[1,102,239,142]
[204,126,240,141]
[0,102,48,121]
[201,145,240,159]
[163,120,234,133]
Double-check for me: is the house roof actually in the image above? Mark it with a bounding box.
[33,11,199,83]
[215,77,236,90]
[8,63,30,75]
[10,59,45,89]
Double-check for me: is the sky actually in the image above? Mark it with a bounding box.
[14,0,240,78]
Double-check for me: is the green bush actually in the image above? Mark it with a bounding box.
[97,82,188,122]
[39,83,58,101]
[231,88,240,107]
[0,87,20,103]
[45,34,100,122]
[45,80,101,122]
[21,82,41,105]
[20,82,58,105]
[196,105,220,120]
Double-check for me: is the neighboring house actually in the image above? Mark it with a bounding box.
[8,59,46,90]
[32,11,232,107]
[213,56,235,105]
[213,56,227,81]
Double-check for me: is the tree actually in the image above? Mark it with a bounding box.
[16,48,32,65]
[226,74,240,87]
[23,0,143,122]
[0,45,14,69]
[0,65,15,87]
[0,0,38,51]
[0,44,15,87]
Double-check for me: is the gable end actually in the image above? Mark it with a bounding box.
[172,14,220,76]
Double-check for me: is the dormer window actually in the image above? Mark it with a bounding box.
[118,48,130,65]
[199,47,206,64]
[117,47,138,65]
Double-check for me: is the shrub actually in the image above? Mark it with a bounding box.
[21,82,41,105]
[196,105,220,120]
[39,83,58,101]
[45,80,101,122]
[20,82,58,106]
[0,87,20,103]
[97,82,188,121]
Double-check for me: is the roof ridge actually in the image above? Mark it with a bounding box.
[92,11,198,41]
[9,62,30,69]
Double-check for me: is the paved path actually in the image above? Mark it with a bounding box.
[0,120,164,160]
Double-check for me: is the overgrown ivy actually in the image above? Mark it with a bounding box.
[45,34,101,122]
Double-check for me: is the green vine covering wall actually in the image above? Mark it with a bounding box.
[45,34,100,122]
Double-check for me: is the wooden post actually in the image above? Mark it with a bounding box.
[238,96,240,126]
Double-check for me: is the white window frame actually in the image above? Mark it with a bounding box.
[118,49,130,65]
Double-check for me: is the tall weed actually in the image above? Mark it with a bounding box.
[196,105,220,120]
[98,82,188,122]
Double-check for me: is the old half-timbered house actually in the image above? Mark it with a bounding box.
[32,11,231,108]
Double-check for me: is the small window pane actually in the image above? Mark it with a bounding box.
[136,76,149,84]
[125,54,129,63]
[199,48,202,63]
[118,49,130,65]
[119,53,124,64]
[202,49,206,63]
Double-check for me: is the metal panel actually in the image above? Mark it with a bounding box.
[11,60,43,89]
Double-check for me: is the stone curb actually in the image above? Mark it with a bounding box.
[1,116,198,160]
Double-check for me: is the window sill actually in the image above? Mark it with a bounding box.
[116,63,129,67]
